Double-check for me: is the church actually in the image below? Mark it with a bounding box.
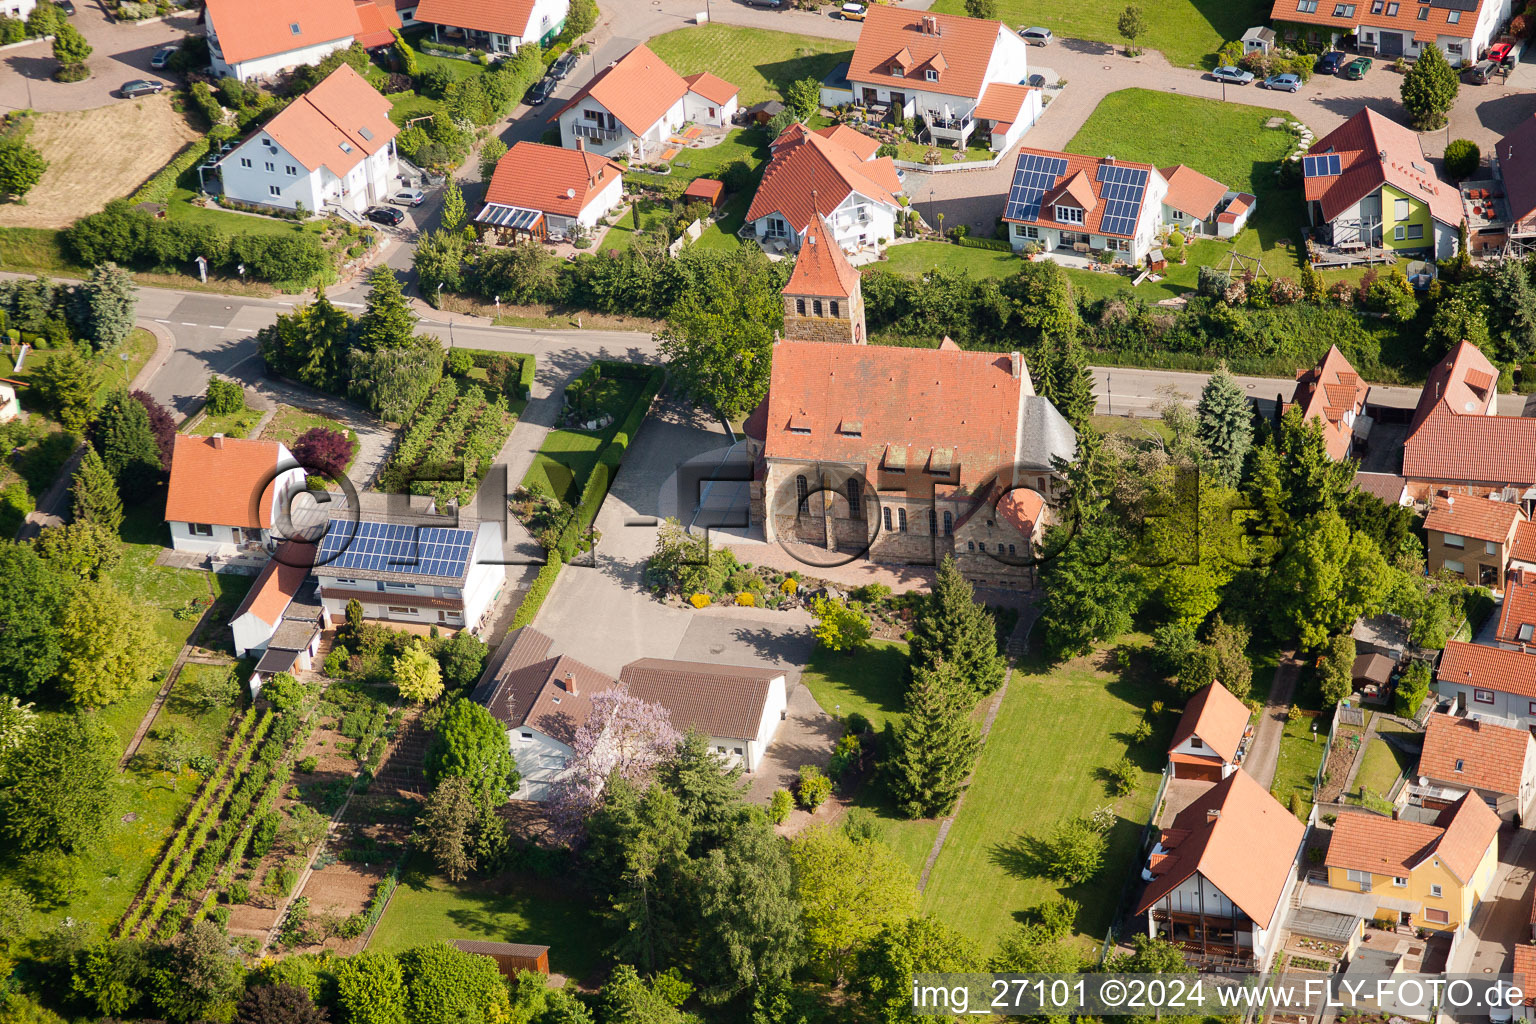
[742,216,1077,586]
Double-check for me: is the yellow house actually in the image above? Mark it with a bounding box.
[1324,795,1500,932]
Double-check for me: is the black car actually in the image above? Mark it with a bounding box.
[550,51,578,79]
[55,0,75,14]
[743,0,786,7]
[366,206,405,227]
[527,76,556,105]
[119,79,165,98]
[1316,50,1347,75]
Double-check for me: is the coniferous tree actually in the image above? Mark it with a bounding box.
[355,268,418,351]
[909,555,1005,699]
[70,447,123,536]
[91,389,163,498]
[883,659,981,818]
[1195,362,1252,486]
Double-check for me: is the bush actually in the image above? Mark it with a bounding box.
[796,764,832,810]
[205,377,244,415]
[511,553,562,628]
[826,732,861,780]
[769,788,794,824]
[298,755,318,773]
[1443,139,1480,179]
[291,426,355,480]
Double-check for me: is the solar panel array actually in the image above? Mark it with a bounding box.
[316,519,475,578]
[1004,153,1068,222]
[1303,153,1342,178]
[1095,164,1148,237]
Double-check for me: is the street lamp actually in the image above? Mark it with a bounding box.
[1107,372,1112,415]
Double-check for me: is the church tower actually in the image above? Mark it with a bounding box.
[781,214,866,344]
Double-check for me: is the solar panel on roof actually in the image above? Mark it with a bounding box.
[1004,153,1068,222]
[1303,153,1341,177]
[1091,164,1146,236]
[315,518,475,578]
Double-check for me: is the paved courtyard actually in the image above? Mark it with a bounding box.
[0,5,197,113]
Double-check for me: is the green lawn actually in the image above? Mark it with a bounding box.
[646,25,853,106]
[388,91,440,127]
[165,188,331,239]
[800,638,909,731]
[916,642,1168,955]
[895,138,995,165]
[521,430,608,505]
[929,0,1269,69]
[259,405,361,470]
[370,855,604,979]
[1354,735,1412,800]
[1272,713,1327,819]
[186,403,263,439]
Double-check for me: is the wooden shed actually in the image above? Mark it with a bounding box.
[452,939,551,977]
[683,177,725,209]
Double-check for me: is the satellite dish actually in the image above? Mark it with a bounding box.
[1419,776,1428,787]
[566,188,576,199]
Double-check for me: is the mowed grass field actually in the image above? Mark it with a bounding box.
[0,94,200,229]
[799,639,909,732]
[646,25,852,107]
[929,0,1269,69]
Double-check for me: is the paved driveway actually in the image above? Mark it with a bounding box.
[0,5,198,113]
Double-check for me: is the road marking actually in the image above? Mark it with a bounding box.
[154,319,171,324]
[180,322,198,326]
[336,302,363,308]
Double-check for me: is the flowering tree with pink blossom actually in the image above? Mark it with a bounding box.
[549,685,680,840]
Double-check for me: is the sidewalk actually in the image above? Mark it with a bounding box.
[1244,655,1299,790]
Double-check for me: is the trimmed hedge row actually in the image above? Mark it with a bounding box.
[459,348,536,400]
[955,235,1012,252]
[511,551,562,629]
[131,136,216,205]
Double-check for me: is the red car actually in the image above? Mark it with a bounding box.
[1488,42,1515,66]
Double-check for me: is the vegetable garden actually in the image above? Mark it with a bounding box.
[379,378,513,506]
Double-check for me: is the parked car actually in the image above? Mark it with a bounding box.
[1027,73,1047,88]
[527,76,557,105]
[1262,72,1301,91]
[1210,65,1255,85]
[366,206,406,227]
[743,0,786,8]
[1316,50,1347,74]
[119,80,164,98]
[550,51,579,79]
[1020,26,1053,45]
[391,189,425,207]
[840,2,866,19]
[1342,56,1372,79]
[55,0,74,14]
[1488,41,1514,66]
[150,46,177,69]
[1466,59,1498,83]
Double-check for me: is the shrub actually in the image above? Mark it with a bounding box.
[225,880,251,904]
[1443,139,1480,179]
[734,592,755,606]
[511,553,562,628]
[827,733,861,780]
[690,593,712,608]
[781,577,798,594]
[1107,756,1138,796]
[298,755,318,773]
[291,427,355,481]
[205,377,244,415]
[769,788,794,824]
[796,764,832,810]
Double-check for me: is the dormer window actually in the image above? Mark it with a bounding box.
[1056,205,1085,224]
[925,69,938,81]
[891,65,904,77]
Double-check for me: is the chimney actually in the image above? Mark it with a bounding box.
[212,434,225,449]
[1104,155,1115,164]
[1206,808,1221,825]
[576,136,586,152]
[563,672,577,695]
[1009,351,1022,378]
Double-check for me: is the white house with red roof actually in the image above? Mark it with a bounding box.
[1270,0,1511,66]
[1302,108,1460,258]
[1167,681,1252,781]
[165,435,308,557]
[1159,164,1251,239]
[414,0,569,51]
[1408,713,1536,825]
[551,45,738,160]
[475,140,624,241]
[216,65,399,216]
[1439,641,1536,727]
[1288,345,1371,460]
[746,123,903,256]
[205,0,384,82]
[846,8,1039,153]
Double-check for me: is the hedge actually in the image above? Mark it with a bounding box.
[551,365,663,559]
[520,353,536,396]
[955,235,1012,252]
[456,348,537,400]
[512,551,563,629]
[542,42,569,67]
[131,135,216,205]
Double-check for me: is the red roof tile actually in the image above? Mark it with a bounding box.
[483,141,623,217]
[1413,341,1500,430]
[1271,0,1484,41]
[1159,164,1229,221]
[206,0,362,66]
[1511,521,1536,564]
[550,44,708,136]
[232,545,313,628]
[1168,681,1250,763]
[1354,471,1407,505]
[1434,794,1502,882]
[996,487,1044,535]
[1291,345,1368,460]
[814,123,881,161]
[784,214,861,298]
[1423,494,1524,544]
[1516,945,1536,1005]
[1497,574,1536,646]
[1002,149,1164,239]
[973,82,1034,125]
[682,71,739,106]
[848,7,1013,101]
[414,0,537,38]
[251,64,397,178]
[1419,712,1533,795]
[1304,109,1462,229]
[1438,640,1536,699]
[1327,809,1445,875]
[1402,402,1536,486]
[682,177,724,205]
[165,434,283,530]
[1497,114,1536,227]
[353,0,402,47]
[746,128,902,235]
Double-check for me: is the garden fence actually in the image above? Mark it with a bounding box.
[1312,712,1338,803]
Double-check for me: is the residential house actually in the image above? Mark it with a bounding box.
[1167,681,1251,781]
[1161,164,1245,239]
[1406,713,1536,825]
[231,552,326,697]
[551,45,738,160]
[310,510,506,633]
[1511,522,1536,575]
[1422,494,1525,590]
[618,660,788,772]
[845,8,1040,153]
[1134,770,1306,968]
[1301,109,1460,257]
[745,124,903,256]
[165,435,308,558]
[205,0,364,82]
[1268,0,1512,65]
[1494,571,1536,651]
[1436,640,1536,726]
[217,64,399,217]
[1492,115,1536,256]
[475,141,624,242]
[1289,344,1371,460]
[414,0,570,50]
[743,236,1075,586]
[1324,795,1501,931]
[1401,343,1536,504]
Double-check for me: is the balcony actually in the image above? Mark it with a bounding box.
[572,123,619,142]
[927,115,972,133]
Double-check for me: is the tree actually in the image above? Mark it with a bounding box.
[1396,658,1431,717]
[289,426,354,481]
[1206,615,1253,699]
[1317,632,1356,706]
[1037,816,1107,884]
[0,714,117,853]
[393,642,443,704]
[1195,363,1252,486]
[397,941,511,1024]
[883,659,981,818]
[1427,293,1491,353]
[0,695,38,752]
[594,965,692,1024]
[356,268,417,351]
[92,388,163,497]
[1116,5,1146,53]
[51,21,91,75]
[32,346,95,433]
[440,179,466,233]
[333,952,407,1024]
[1104,933,1190,974]
[434,629,487,690]
[963,0,998,16]
[154,723,199,773]
[57,579,164,706]
[1443,138,1481,180]
[659,244,782,421]
[785,77,820,121]
[585,779,691,971]
[1037,518,1142,660]
[811,596,871,652]
[789,825,917,983]
[415,776,480,882]
[477,138,507,182]
[0,542,67,696]
[413,229,465,296]
[658,729,747,850]
[551,687,680,835]
[72,938,151,1018]
[73,262,136,350]
[257,294,356,392]
[909,554,1005,698]
[425,697,519,798]
[1274,405,1356,519]
[1487,257,1536,363]
[857,916,982,1024]
[1401,41,1458,130]
[1271,511,1390,649]
[180,663,239,711]
[0,137,46,198]
[0,882,31,941]
[564,0,598,36]
[205,376,244,415]
[235,983,329,1024]
[132,389,176,470]
[994,899,1086,972]
[690,814,804,1001]
[1035,335,1095,433]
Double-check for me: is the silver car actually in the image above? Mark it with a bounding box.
[1262,72,1301,91]
[1210,65,1255,85]
[1020,26,1053,45]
